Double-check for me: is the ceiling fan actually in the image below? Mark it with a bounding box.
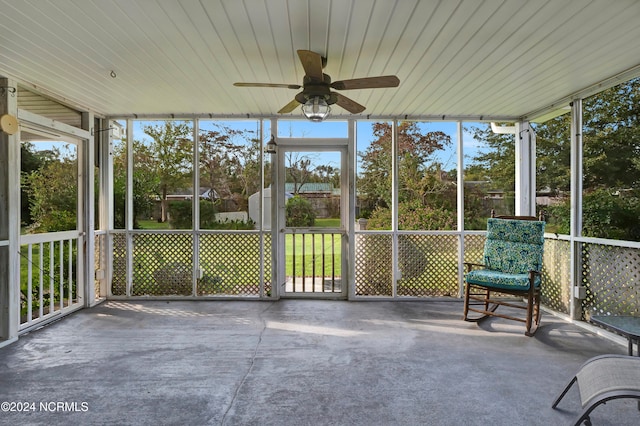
[234,50,400,121]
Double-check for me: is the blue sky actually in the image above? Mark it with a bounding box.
[26,118,489,172]
[118,118,490,173]
[274,119,488,172]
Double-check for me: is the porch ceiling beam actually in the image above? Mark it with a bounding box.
[106,113,521,123]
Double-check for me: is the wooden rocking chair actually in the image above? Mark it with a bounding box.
[463,212,546,336]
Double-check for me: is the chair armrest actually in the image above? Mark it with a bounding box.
[528,270,542,279]
[464,262,486,273]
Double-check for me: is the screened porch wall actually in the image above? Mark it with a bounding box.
[100,228,640,321]
[100,98,640,319]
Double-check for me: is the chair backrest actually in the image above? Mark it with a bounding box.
[483,218,545,274]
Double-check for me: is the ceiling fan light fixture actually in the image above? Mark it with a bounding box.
[301,96,331,122]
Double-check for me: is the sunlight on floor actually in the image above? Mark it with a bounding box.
[266,320,367,337]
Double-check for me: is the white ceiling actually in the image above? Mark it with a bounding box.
[1,0,640,121]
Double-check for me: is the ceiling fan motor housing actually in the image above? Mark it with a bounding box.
[296,74,337,105]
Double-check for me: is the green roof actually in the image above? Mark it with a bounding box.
[284,183,333,193]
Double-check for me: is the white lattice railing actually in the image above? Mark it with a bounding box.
[580,239,640,318]
[101,229,639,321]
[19,230,83,330]
[109,230,272,298]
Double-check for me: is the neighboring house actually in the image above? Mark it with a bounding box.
[163,187,219,202]
[153,187,236,220]
[486,189,505,200]
[284,182,333,195]
[199,187,220,201]
[536,187,568,206]
[284,183,339,219]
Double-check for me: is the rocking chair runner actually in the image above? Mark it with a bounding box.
[463,213,546,336]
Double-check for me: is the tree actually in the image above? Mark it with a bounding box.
[357,122,453,229]
[200,123,262,214]
[357,124,392,212]
[467,124,516,192]
[24,146,78,233]
[468,78,640,239]
[316,164,340,187]
[534,114,572,195]
[20,142,46,227]
[236,136,264,209]
[583,78,640,189]
[130,140,160,224]
[143,121,193,222]
[285,152,315,195]
[200,125,241,200]
[111,138,158,229]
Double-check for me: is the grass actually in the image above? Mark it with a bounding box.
[284,217,342,277]
[137,219,171,230]
[130,217,345,287]
[285,233,342,277]
[315,218,341,228]
[137,217,342,230]
[19,221,472,298]
[20,217,470,298]
[17,216,476,299]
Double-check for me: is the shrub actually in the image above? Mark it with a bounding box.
[286,196,315,227]
[167,200,255,230]
[366,199,456,230]
[544,188,640,240]
[167,200,194,229]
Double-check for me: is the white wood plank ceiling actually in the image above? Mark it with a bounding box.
[1,0,639,121]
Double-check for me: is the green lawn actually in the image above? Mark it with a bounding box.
[315,218,341,228]
[137,217,341,230]
[22,216,344,297]
[137,219,171,230]
[285,217,342,277]
[285,232,342,277]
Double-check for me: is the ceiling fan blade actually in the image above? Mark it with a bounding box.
[297,50,324,81]
[331,75,400,90]
[335,93,366,114]
[234,82,301,89]
[278,98,300,114]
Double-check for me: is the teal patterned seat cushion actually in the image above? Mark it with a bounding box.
[466,269,541,290]
[466,218,545,290]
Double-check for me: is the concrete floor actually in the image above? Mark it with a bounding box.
[0,299,637,426]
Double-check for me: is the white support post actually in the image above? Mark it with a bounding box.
[514,121,536,216]
[391,120,398,297]
[0,77,20,346]
[347,119,356,300]
[101,120,114,298]
[125,119,134,296]
[270,118,281,299]
[192,119,199,297]
[258,120,264,297]
[570,100,584,320]
[82,112,95,306]
[457,121,465,298]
